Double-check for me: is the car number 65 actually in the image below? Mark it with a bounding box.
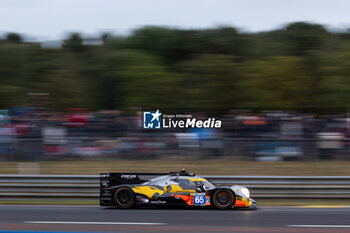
[194,195,205,205]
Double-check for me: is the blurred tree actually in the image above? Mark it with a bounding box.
[125,26,183,65]
[116,51,178,109]
[315,45,350,108]
[63,33,84,52]
[285,22,329,56]
[194,27,245,58]
[177,54,241,109]
[6,33,22,43]
[244,30,290,59]
[101,33,112,43]
[123,26,245,65]
[0,23,349,111]
[240,56,314,108]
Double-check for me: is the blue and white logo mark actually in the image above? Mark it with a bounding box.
[143,109,162,129]
[194,194,205,205]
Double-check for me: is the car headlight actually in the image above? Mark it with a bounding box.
[240,187,250,198]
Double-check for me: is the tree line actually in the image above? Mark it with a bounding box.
[1,22,350,112]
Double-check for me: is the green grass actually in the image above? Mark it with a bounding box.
[3,159,350,175]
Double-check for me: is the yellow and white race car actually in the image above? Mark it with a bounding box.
[100,170,256,210]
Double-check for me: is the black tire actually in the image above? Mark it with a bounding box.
[114,187,136,209]
[212,188,235,210]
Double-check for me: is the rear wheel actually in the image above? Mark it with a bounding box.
[114,187,135,209]
[212,189,235,210]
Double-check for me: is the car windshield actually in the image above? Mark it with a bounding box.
[197,180,216,190]
[142,175,170,186]
[142,176,216,190]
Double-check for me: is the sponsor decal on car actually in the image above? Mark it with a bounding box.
[193,194,205,205]
[121,174,137,179]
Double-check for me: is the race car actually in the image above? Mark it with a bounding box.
[100,169,256,210]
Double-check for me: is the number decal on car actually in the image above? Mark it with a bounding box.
[194,194,205,205]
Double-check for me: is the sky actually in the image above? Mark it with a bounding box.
[0,0,349,41]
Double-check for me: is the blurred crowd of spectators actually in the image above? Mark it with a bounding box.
[1,108,350,161]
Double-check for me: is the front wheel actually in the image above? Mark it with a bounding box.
[114,187,135,209]
[212,188,235,210]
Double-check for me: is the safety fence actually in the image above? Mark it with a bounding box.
[1,137,350,161]
[1,175,350,200]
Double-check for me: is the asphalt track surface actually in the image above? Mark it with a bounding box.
[0,205,350,233]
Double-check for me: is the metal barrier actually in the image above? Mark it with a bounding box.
[2,137,350,161]
[1,175,350,199]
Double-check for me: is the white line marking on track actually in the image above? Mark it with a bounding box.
[25,221,167,226]
[288,225,350,228]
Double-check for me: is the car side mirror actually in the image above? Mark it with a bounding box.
[196,184,204,192]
